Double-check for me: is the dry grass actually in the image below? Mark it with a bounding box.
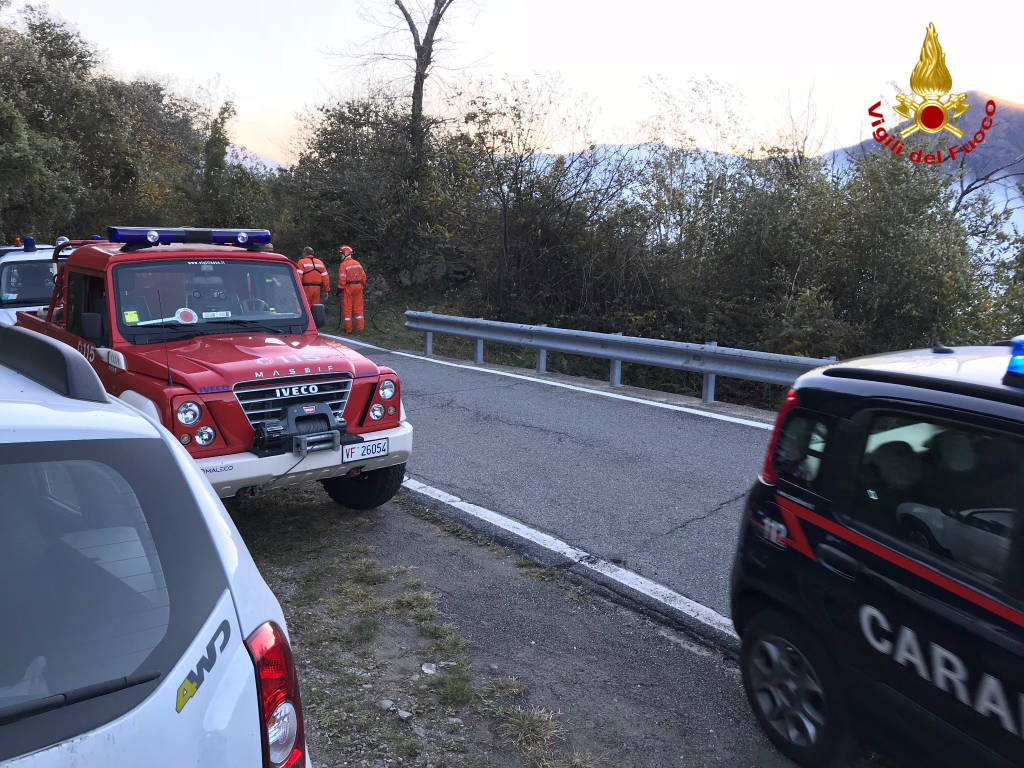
[480,676,527,700]
[496,705,562,753]
[431,661,476,707]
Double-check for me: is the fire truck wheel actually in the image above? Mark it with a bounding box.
[740,608,858,767]
[321,463,406,510]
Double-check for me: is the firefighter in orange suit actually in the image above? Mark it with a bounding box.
[336,245,366,332]
[297,246,330,306]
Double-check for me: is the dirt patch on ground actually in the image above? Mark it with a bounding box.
[227,484,609,768]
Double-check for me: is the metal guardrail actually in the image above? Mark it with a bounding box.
[404,310,835,403]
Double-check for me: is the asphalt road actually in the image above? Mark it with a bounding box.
[357,342,772,617]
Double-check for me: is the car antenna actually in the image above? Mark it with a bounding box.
[930,326,953,354]
[155,290,174,386]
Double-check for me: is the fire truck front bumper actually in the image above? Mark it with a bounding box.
[195,420,413,498]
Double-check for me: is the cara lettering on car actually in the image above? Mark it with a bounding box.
[860,604,1024,737]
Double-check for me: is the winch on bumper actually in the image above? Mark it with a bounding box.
[195,416,413,498]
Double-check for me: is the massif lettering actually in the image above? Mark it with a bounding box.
[860,604,1023,738]
[866,99,997,163]
[254,365,334,378]
[175,619,231,713]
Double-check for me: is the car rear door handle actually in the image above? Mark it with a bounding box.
[817,544,862,580]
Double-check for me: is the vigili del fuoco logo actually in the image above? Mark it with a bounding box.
[867,22,997,164]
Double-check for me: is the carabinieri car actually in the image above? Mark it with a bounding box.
[731,338,1024,768]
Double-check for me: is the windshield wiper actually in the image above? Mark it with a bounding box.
[221,319,298,334]
[0,671,160,726]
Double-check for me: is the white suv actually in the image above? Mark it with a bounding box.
[0,240,56,325]
[0,325,310,767]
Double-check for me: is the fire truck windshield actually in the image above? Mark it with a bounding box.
[112,259,307,341]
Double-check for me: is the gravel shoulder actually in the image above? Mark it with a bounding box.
[226,484,795,768]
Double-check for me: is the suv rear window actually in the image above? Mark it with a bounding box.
[848,413,1023,588]
[0,438,228,759]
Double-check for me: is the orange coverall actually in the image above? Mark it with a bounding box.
[338,255,366,332]
[297,255,330,306]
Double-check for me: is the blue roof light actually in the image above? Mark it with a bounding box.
[106,226,272,246]
[1004,335,1024,386]
[22,236,36,252]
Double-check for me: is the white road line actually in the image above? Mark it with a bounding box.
[402,476,739,640]
[327,334,772,430]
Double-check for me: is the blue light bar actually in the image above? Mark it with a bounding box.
[106,226,272,246]
[1004,336,1024,387]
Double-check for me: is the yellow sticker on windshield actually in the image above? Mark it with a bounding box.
[123,310,139,323]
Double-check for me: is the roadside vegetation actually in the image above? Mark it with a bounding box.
[3,5,1023,404]
[227,483,611,768]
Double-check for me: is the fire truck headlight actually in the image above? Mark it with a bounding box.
[177,401,202,425]
[195,426,216,446]
[369,403,385,421]
[378,380,396,400]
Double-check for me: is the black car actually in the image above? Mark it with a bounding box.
[730,341,1024,767]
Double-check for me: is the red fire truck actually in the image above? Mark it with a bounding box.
[16,226,411,508]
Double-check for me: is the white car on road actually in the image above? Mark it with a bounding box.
[0,324,310,767]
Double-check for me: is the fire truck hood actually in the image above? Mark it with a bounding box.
[128,333,381,387]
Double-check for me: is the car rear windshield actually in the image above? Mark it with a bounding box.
[113,258,308,343]
[1,259,54,307]
[0,438,228,758]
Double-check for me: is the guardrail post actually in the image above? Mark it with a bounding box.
[536,324,547,373]
[610,332,623,387]
[475,338,484,364]
[702,341,717,403]
[424,331,433,356]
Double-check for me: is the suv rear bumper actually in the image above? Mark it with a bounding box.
[196,420,412,498]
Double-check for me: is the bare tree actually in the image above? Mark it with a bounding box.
[392,0,457,166]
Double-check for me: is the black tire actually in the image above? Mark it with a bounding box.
[321,463,405,510]
[740,609,858,767]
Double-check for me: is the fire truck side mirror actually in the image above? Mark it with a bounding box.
[310,304,326,330]
[81,312,103,345]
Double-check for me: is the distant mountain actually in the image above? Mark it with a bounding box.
[828,91,1024,189]
[227,145,285,172]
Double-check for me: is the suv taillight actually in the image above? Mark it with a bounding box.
[245,622,305,768]
[759,389,800,485]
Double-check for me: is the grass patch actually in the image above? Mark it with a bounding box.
[394,495,511,555]
[403,577,424,590]
[515,559,564,583]
[348,557,400,586]
[432,662,475,707]
[389,591,441,622]
[342,617,380,645]
[480,676,526,700]
[420,621,470,656]
[566,586,589,603]
[496,705,561,753]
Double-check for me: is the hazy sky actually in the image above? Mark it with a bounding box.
[21,0,1024,164]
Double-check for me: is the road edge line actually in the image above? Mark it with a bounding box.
[326,334,772,431]
[401,476,741,654]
